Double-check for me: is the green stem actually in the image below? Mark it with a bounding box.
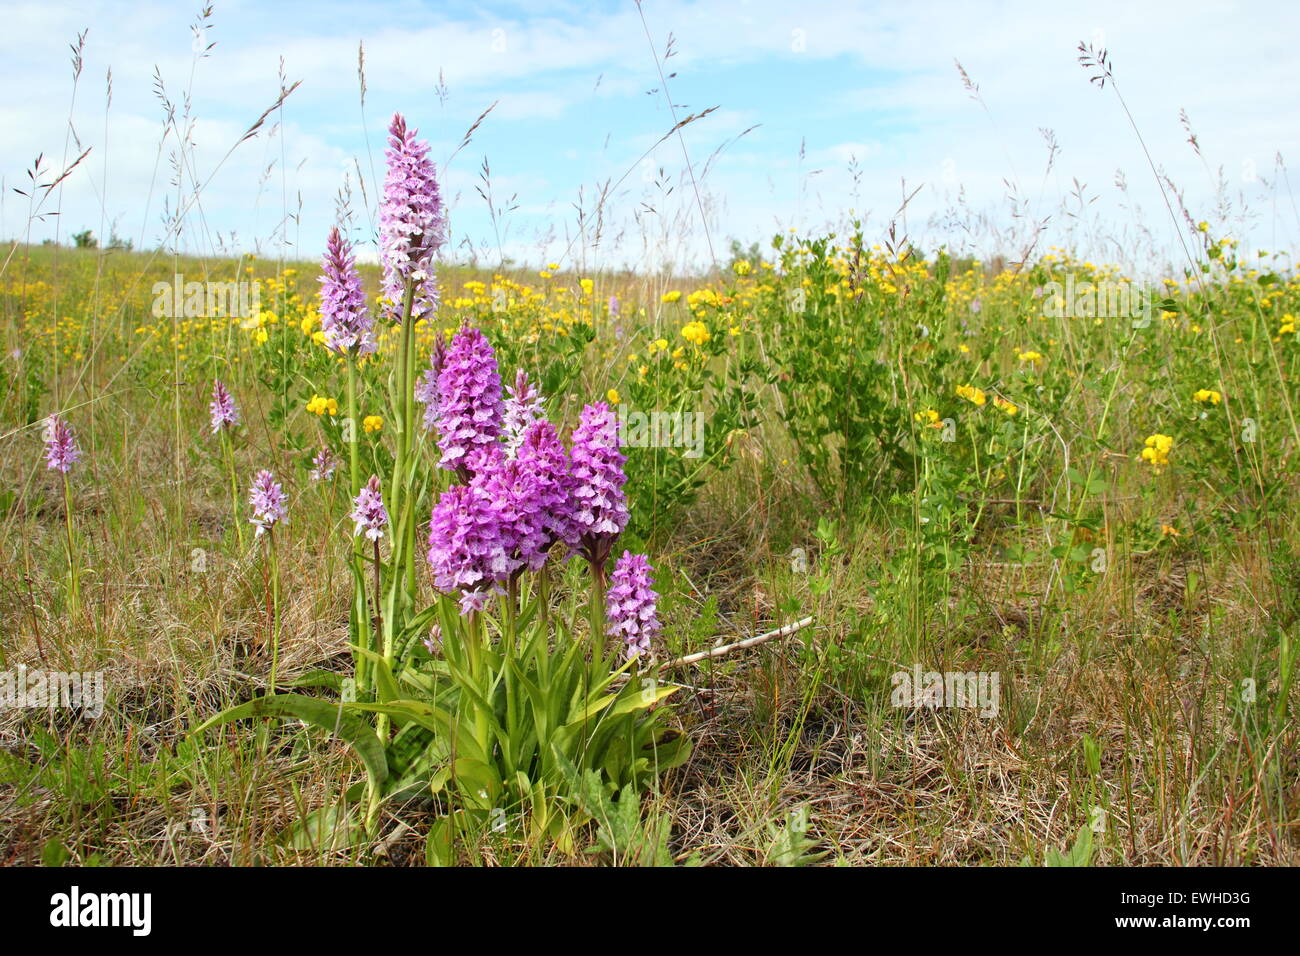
[589,561,607,667]
[347,359,371,696]
[383,282,417,672]
[223,430,243,550]
[538,565,550,632]
[347,359,361,497]
[505,576,519,651]
[62,474,78,616]
[389,286,414,543]
[268,531,281,697]
[372,538,384,646]
[403,305,418,600]
[467,609,490,746]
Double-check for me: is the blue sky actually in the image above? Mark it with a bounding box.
[2,0,1298,273]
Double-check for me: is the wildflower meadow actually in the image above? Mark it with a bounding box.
[0,3,1296,905]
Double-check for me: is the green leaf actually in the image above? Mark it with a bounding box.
[283,669,346,691]
[394,604,440,661]
[345,699,447,736]
[1043,824,1094,866]
[566,693,618,726]
[606,682,679,719]
[191,694,388,790]
[351,645,402,705]
[426,817,455,866]
[41,838,71,867]
[281,805,356,853]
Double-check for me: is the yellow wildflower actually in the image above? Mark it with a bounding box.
[686,289,720,310]
[1192,389,1222,405]
[914,409,942,429]
[363,415,383,434]
[307,395,339,416]
[956,384,986,407]
[681,320,710,346]
[1139,433,1173,473]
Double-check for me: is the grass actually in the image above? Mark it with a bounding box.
[1,225,1297,866]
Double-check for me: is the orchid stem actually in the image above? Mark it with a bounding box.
[267,530,281,697]
[62,474,78,616]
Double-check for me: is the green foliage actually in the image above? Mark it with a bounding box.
[756,228,912,509]
[620,307,763,541]
[563,760,677,866]
[1021,824,1095,867]
[193,584,690,855]
[764,805,828,866]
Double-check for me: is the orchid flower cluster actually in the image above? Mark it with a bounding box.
[215,112,660,675]
[194,110,685,838]
[44,414,82,613]
[43,414,81,473]
[423,325,660,661]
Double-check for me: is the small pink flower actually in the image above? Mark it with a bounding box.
[44,414,81,474]
[249,469,288,536]
[351,475,389,541]
[606,551,660,660]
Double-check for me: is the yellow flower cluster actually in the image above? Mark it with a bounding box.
[1140,433,1174,473]
[686,289,721,311]
[1192,389,1222,405]
[431,275,604,349]
[914,408,943,429]
[681,320,710,346]
[992,395,1018,416]
[306,395,338,416]
[956,384,986,407]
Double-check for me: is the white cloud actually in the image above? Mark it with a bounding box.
[0,0,1295,271]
